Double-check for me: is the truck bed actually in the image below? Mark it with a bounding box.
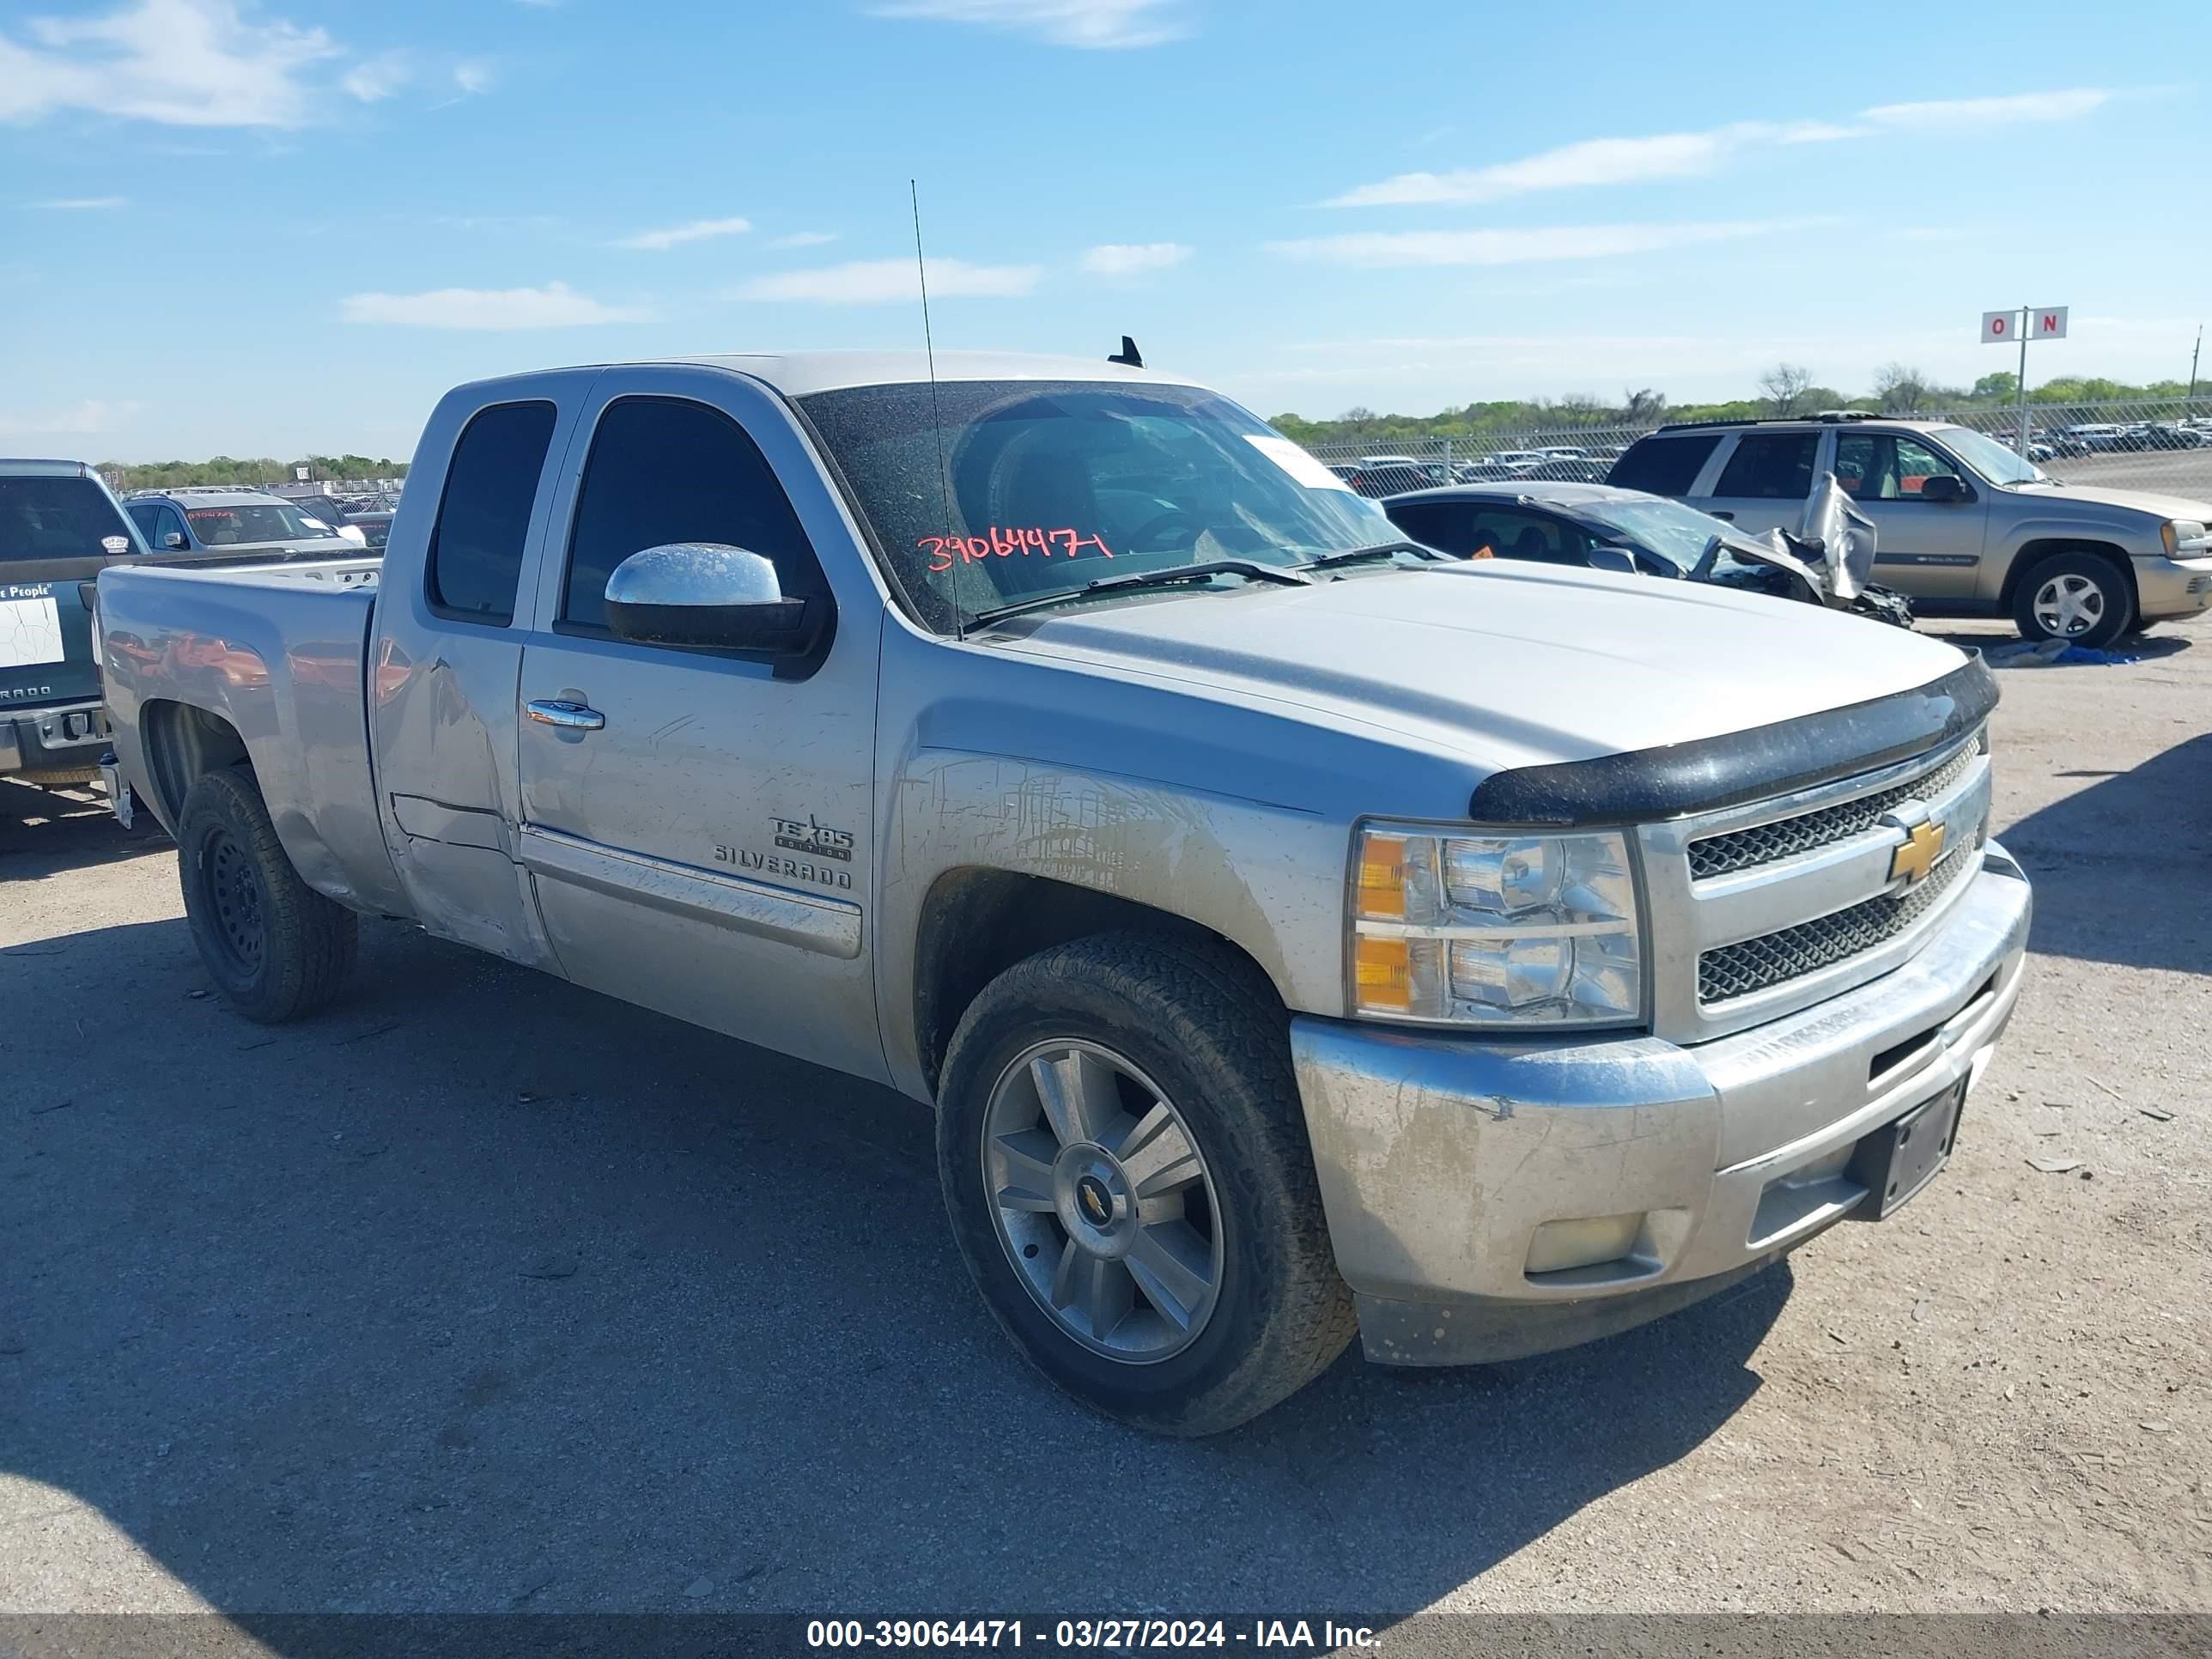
[95,557,404,915]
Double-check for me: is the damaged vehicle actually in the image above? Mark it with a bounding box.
[95,352,2029,1434]
[1383,476,1916,626]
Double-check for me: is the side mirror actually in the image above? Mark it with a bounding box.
[163,532,188,550]
[604,543,817,654]
[1587,544,1638,574]
[1918,475,1971,504]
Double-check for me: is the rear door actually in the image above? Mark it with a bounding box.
[1687,429,1825,538]
[1,470,142,713]
[1832,430,1989,601]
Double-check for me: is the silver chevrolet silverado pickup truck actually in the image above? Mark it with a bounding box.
[94,352,2032,1434]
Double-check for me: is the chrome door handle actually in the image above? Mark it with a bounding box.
[1709,511,1735,521]
[526,698,605,731]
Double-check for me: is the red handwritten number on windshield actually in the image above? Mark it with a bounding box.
[917,527,1115,574]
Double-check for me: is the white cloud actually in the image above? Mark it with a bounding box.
[732,258,1041,304]
[866,0,1188,49]
[0,0,336,128]
[0,398,140,435]
[614,216,752,251]
[1862,88,2111,130]
[341,282,649,329]
[1324,91,2112,208]
[1080,241,1191,276]
[769,230,838,249]
[33,196,128,210]
[452,61,493,95]
[1266,220,1801,269]
[340,50,410,102]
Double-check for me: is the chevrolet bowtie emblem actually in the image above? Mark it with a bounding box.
[1889,817,1947,886]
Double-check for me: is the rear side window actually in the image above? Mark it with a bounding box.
[0,476,138,563]
[1713,433,1820,499]
[1607,433,1721,495]
[558,396,826,635]
[426,400,559,625]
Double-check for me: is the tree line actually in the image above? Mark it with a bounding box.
[97,454,410,492]
[1270,367,2209,449]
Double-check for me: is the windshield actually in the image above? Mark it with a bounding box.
[799,380,1399,631]
[185,501,344,544]
[1,475,140,563]
[1573,495,1747,573]
[1934,425,2046,484]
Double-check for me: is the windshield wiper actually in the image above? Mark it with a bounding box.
[1291,540,1439,572]
[965,558,1314,629]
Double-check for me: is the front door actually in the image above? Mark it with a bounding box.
[514,368,887,1081]
[1832,431,1990,601]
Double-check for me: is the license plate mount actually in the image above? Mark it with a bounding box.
[1847,1079,1966,1221]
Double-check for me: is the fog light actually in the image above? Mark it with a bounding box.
[1525,1212,1644,1275]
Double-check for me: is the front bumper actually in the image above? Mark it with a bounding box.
[1291,843,2032,1366]
[0,699,109,779]
[2135,554,2212,620]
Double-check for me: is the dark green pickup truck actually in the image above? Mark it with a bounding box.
[1,459,148,787]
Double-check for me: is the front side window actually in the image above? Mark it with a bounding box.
[426,400,558,624]
[799,380,1399,633]
[560,397,825,635]
[126,502,162,540]
[0,476,139,563]
[1713,433,1820,500]
[1834,434,1968,501]
[1467,507,1586,565]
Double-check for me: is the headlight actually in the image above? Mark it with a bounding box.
[2161,520,2208,556]
[1351,824,1645,1028]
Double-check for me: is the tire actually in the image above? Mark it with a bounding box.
[2012,550,2133,647]
[176,766,357,1023]
[936,932,1356,1437]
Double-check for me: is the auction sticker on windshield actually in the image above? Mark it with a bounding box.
[1,588,65,669]
[1245,434,1353,491]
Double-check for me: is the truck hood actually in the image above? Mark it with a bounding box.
[991,560,1970,775]
[2014,482,2212,521]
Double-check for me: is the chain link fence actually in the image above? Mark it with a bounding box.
[1303,398,2212,501]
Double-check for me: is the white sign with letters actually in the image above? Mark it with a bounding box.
[1984,307,2069,343]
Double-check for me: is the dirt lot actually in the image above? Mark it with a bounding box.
[2,621,2207,1632]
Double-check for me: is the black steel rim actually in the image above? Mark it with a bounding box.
[201,829,264,975]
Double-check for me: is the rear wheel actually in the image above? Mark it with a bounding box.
[177,767,356,1023]
[2013,550,2132,647]
[936,933,1355,1436]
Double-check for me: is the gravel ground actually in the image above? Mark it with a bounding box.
[2,620,2207,1635]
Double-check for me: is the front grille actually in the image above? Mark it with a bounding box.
[1688,741,1980,880]
[1698,829,1981,1004]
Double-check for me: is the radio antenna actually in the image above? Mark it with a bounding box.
[910,179,968,642]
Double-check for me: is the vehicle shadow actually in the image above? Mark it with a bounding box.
[1923,629,2192,665]
[1996,730,2212,975]
[1,913,1785,1638]
[0,776,159,881]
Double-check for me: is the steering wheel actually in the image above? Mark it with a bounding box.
[1124,507,1216,552]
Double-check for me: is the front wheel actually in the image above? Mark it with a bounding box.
[177,767,357,1023]
[936,933,1355,1436]
[2012,551,2133,647]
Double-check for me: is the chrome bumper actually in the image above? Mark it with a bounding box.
[1291,843,2032,1366]
[2134,554,2212,619]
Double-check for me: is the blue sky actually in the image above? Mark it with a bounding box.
[3,0,2207,459]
